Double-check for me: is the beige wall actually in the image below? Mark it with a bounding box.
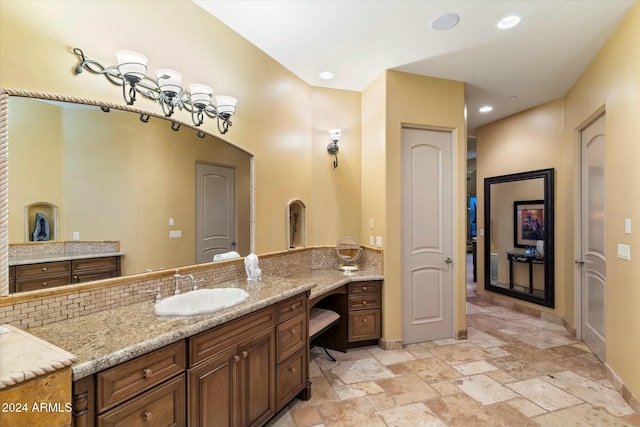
[0,0,314,255]
[477,2,640,397]
[367,71,466,341]
[310,87,362,246]
[476,99,565,316]
[564,2,640,396]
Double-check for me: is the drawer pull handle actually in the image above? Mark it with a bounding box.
[290,304,296,311]
[290,328,297,334]
[233,355,240,362]
[362,318,368,323]
[143,411,153,421]
[42,282,48,287]
[362,300,367,305]
[241,350,248,358]
[42,267,47,272]
[362,286,367,291]
[143,368,152,378]
[289,367,296,374]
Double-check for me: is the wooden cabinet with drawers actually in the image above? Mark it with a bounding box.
[11,256,121,293]
[15,261,72,293]
[347,281,382,346]
[72,292,310,427]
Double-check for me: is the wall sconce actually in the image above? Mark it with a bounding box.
[327,129,341,169]
[73,48,237,134]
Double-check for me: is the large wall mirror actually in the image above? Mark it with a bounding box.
[0,89,255,296]
[484,168,554,308]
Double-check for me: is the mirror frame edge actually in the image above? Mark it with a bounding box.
[0,88,256,298]
[483,167,555,308]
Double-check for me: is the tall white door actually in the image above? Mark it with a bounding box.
[401,127,453,344]
[578,113,606,361]
[196,163,236,263]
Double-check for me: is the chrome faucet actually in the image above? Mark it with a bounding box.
[173,271,195,295]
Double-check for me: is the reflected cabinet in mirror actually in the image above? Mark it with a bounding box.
[483,168,554,308]
[1,89,255,295]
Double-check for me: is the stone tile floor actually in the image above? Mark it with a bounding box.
[268,300,640,427]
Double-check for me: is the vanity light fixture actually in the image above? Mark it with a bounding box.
[72,48,237,134]
[327,129,341,169]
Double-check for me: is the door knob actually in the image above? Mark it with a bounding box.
[575,259,592,264]
[445,257,453,264]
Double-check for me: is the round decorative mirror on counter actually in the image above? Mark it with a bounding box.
[336,236,361,272]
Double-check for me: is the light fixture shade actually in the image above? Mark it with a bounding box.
[189,83,213,109]
[156,69,183,98]
[329,129,342,142]
[215,95,237,116]
[115,50,148,81]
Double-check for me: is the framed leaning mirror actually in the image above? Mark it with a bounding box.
[483,168,555,307]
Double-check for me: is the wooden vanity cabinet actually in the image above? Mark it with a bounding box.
[12,256,121,293]
[73,292,310,427]
[72,257,121,283]
[188,305,280,427]
[347,281,382,345]
[15,261,72,293]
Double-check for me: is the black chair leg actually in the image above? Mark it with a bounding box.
[318,336,336,362]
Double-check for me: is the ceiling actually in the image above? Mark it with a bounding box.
[194,0,635,135]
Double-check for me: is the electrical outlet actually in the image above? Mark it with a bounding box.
[73,231,80,240]
[169,230,182,239]
[169,218,174,226]
[625,218,631,234]
[376,236,383,248]
[369,217,374,228]
[369,235,374,246]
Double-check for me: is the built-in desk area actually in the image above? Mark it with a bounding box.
[303,271,383,353]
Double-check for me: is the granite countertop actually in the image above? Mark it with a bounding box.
[9,251,125,266]
[24,269,383,381]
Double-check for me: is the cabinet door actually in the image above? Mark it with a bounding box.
[238,328,275,427]
[188,346,238,427]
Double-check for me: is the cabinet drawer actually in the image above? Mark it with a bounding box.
[348,281,380,296]
[97,374,186,427]
[15,275,71,293]
[276,348,306,411]
[97,341,186,413]
[276,313,306,363]
[72,256,118,273]
[348,309,381,342]
[190,307,276,367]
[15,261,71,279]
[276,294,306,323]
[348,294,381,310]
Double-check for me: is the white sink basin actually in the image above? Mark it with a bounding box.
[154,288,250,316]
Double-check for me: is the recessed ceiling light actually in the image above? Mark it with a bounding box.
[479,106,493,113]
[509,96,519,101]
[319,71,334,80]
[497,15,521,29]
[430,13,460,31]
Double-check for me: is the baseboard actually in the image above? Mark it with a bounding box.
[379,338,403,350]
[605,363,640,413]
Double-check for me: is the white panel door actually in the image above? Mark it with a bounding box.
[402,127,453,344]
[196,163,236,263]
[579,113,606,361]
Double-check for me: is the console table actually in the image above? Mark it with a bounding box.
[506,252,544,294]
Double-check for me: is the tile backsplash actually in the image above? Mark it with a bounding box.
[1,246,382,330]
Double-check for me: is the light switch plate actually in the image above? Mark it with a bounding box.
[169,230,182,239]
[625,218,631,234]
[617,244,631,260]
[376,236,383,248]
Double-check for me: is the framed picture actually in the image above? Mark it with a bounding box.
[514,200,544,248]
